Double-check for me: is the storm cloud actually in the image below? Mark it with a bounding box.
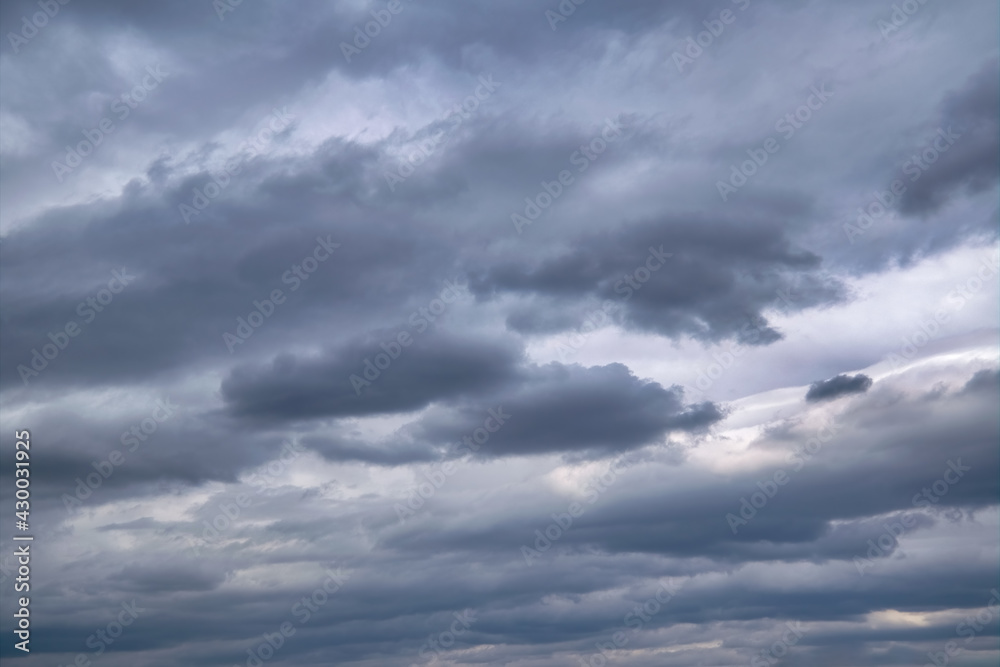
[0,1,997,666]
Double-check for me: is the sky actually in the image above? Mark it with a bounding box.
[0,1,998,666]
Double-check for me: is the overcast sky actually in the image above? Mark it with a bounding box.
[0,1,998,666]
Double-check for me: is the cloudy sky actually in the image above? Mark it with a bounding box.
[0,1,998,665]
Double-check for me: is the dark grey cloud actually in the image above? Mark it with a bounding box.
[470,216,845,342]
[384,365,1000,570]
[5,366,995,667]
[805,373,874,402]
[417,361,725,458]
[898,58,1000,216]
[830,56,1000,273]
[221,333,524,422]
[963,367,1000,394]
[0,169,452,393]
[222,334,724,461]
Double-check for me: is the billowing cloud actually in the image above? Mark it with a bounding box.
[805,373,874,402]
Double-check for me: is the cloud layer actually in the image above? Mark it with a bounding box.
[0,1,997,666]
